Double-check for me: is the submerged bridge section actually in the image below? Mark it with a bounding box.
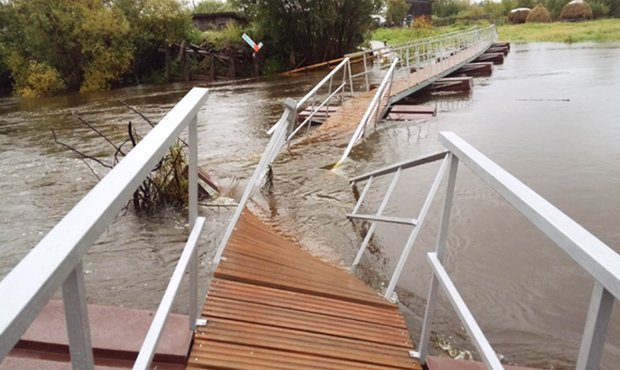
[274,26,502,167]
[3,26,617,370]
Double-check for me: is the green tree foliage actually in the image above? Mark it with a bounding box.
[114,0,192,81]
[194,0,234,13]
[231,0,382,67]
[5,53,66,96]
[2,0,133,95]
[387,0,410,25]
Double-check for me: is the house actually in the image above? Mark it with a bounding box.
[192,12,247,31]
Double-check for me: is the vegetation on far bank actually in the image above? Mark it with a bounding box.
[371,18,620,45]
[497,18,620,42]
[2,0,620,98]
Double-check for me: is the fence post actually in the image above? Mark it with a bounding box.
[418,154,459,364]
[62,263,95,370]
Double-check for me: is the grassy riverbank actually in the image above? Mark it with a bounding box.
[497,19,620,42]
[370,19,620,45]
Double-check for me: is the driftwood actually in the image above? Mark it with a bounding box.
[53,103,217,213]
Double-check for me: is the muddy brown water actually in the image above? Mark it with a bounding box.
[1,43,619,369]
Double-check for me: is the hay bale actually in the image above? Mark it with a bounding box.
[561,0,593,21]
[527,4,552,22]
[508,7,531,24]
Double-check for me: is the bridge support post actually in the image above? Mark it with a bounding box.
[62,263,95,370]
[576,282,614,370]
[418,154,459,364]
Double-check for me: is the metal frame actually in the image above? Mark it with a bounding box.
[336,58,400,168]
[334,26,497,168]
[268,58,353,141]
[350,131,620,369]
[0,88,210,369]
[348,151,448,270]
[215,98,297,263]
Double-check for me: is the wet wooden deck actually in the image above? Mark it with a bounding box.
[187,210,421,370]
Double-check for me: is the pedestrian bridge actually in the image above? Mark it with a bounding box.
[1,25,618,370]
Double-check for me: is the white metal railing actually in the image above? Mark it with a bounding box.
[0,88,209,370]
[215,98,297,263]
[348,131,620,369]
[335,58,400,168]
[347,25,497,93]
[268,58,353,140]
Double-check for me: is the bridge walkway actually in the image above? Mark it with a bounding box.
[186,210,421,370]
[313,41,492,140]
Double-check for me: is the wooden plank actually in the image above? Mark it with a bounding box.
[203,296,412,348]
[188,341,419,370]
[194,318,417,369]
[207,279,407,329]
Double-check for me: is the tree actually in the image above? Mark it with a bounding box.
[194,0,234,12]
[2,0,133,94]
[113,0,193,81]
[231,0,382,67]
[387,0,409,25]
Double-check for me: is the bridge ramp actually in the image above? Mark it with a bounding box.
[187,210,420,370]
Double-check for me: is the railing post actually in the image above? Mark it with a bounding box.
[576,282,614,370]
[347,60,354,95]
[62,263,95,370]
[418,154,459,364]
[188,115,198,330]
[352,169,401,268]
[384,154,452,299]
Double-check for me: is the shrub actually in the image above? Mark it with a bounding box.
[6,54,66,97]
[561,0,593,20]
[508,7,531,23]
[527,4,552,22]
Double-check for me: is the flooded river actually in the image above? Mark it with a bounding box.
[1,43,619,369]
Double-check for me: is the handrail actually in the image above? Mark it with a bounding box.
[133,216,206,370]
[215,98,297,263]
[427,252,504,369]
[267,58,352,138]
[0,88,209,369]
[347,25,497,91]
[351,151,448,182]
[348,131,619,369]
[335,58,399,168]
[439,132,620,300]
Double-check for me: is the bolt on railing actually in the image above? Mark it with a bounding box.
[0,88,210,370]
[348,131,620,370]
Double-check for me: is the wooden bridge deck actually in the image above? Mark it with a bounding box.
[315,41,491,140]
[187,210,421,370]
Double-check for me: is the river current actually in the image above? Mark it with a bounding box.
[1,43,619,369]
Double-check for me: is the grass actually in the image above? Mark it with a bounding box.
[497,18,620,43]
[370,21,491,45]
[369,19,620,45]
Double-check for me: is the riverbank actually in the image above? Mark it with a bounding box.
[498,18,620,42]
[371,19,620,45]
